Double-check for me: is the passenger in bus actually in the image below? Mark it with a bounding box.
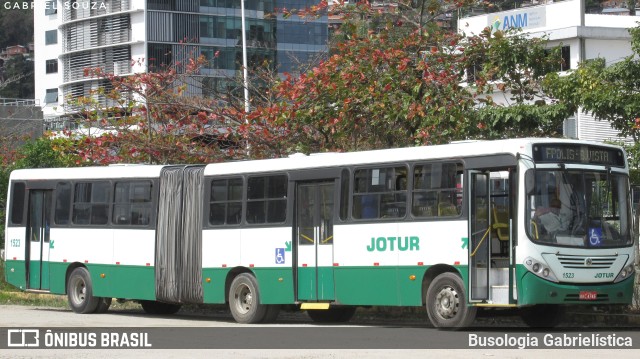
[534,198,563,235]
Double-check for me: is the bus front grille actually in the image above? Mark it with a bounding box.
[556,255,617,269]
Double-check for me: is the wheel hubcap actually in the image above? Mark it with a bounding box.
[435,285,460,320]
[233,284,253,314]
[71,277,86,305]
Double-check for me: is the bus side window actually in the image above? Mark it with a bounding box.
[113,181,152,226]
[54,182,72,225]
[246,175,287,224]
[209,177,243,226]
[9,182,26,225]
[73,181,110,225]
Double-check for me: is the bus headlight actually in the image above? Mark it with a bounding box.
[614,263,636,283]
[524,257,559,283]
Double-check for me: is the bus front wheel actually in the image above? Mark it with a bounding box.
[426,272,476,329]
[67,267,100,314]
[229,273,268,324]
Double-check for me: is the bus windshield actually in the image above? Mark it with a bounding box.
[526,169,632,248]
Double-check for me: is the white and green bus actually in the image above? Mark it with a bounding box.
[3,138,636,328]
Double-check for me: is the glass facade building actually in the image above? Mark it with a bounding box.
[147,0,328,93]
[36,0,328,118]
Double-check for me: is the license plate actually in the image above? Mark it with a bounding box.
[579,291,597,300]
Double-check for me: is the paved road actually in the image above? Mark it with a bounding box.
[1,305,639,358]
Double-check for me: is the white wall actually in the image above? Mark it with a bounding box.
[34,2,64,118]
[460,0,583,35]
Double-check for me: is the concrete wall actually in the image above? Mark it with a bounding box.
[0,104,44,140]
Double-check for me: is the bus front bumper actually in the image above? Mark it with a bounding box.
[518,270,634,306]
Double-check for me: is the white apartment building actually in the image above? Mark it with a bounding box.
[458,0,640,143]
[35,0,146,122]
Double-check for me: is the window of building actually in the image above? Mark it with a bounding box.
[45,0,57,15]
[10,182,26,225]
[112,181,153,225]
[54,182,72,225]
[44,88,58,103]
[352,166,407,220]
[545,45,571,72]
[209,177,243,225]
[246,175,287,224]
[46,59,58,74]
[411,162,462,218]
[72,182,110,225]
[45,30,58,45]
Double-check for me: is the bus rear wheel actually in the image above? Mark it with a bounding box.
[426,272,476,329]
[140,300,182,315]
[229,273,267,324]
[306,307,356,323]
[67,267,100,314]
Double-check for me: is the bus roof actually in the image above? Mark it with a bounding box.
[7,138,626,181]
[203,138,626,176]
[9,164,168,181]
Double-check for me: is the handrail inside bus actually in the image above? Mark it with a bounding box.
[470,227,491,257]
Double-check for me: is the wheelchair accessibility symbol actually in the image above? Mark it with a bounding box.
[589,228,602,246]
[275,248,285,264]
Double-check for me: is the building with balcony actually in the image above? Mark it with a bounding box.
[458,0,640,143]
[35,0,328,119]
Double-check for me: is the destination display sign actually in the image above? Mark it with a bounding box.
[533,144,625,167]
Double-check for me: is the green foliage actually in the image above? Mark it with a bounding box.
[0,55,34,98]
[0,7,33,49]
[0,138,73,249]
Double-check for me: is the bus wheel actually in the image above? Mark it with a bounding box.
[94,297,112,314]
[140,300,182,315]
[520,305,564,328]
[426,272,476,329]
[307,307,356,323]
[67,267,100,314]
[229,273,267,324]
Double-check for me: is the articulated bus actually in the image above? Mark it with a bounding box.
[3,138,636,328]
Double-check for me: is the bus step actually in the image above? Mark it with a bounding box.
[490,285,510,304]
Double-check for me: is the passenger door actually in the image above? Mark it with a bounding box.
[295,181,335,301]
[27,190,53,290]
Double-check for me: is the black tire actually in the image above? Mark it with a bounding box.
[307,307,356,323]
[140,300,182,315]
[262,305,281,323]
[67,267,100,314]
[228,273,267,324]
[520,305,564,328]
[425,272,476,329]
[94,297,112,314]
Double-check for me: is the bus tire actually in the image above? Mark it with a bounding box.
[94,297,112,313]
[67,267,100,314]
[426,272,476,329]
[520,305,564,328]
[229,273,267,324]
[306,307,356,323]
[140,300,182,315]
